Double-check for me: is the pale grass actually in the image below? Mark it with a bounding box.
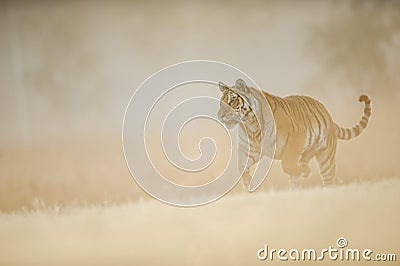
[0,179,399,266]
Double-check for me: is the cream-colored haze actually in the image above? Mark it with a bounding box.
[0,1,399,265]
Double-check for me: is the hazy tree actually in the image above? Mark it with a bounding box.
[307,0,400,94]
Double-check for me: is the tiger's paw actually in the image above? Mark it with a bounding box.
[289,176,303,190]
[300,164,311,178]
[241,174,251,192]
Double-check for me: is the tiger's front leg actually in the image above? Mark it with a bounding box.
[238,144,261,192]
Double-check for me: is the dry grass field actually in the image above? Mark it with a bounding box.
[0,180,399,265]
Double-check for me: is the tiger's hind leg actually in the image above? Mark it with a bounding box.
[315,137,337,186]
[281,134,311,178]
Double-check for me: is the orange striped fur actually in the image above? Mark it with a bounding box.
[218,79,371,190]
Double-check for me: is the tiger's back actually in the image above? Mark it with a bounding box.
[265,94,336,160]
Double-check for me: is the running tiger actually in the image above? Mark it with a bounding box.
[217,79,371,190]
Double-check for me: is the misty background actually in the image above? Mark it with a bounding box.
[1,0,399,211]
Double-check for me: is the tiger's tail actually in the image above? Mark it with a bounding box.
[336,95,372,140]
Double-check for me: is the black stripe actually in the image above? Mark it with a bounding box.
[345,128,351,139]
[312,100,328,130]
[339,127,344,138]
[304,98,328,144]
[301,97,323,142]
[353,125,360,136]
[362,117,368,124]
[281,99,292,117]
[322,163,336,177]
[320,145,335,170]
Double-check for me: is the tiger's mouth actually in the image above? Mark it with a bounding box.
[223,120,238,129]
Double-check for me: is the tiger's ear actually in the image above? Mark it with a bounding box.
[234,78,250,95]
[219,81,228,92]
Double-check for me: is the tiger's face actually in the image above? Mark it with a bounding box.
[217,81,252,129]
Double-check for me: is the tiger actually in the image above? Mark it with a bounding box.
[217,78,371,190]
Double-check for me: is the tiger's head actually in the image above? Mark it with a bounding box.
[217,79,255,129]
